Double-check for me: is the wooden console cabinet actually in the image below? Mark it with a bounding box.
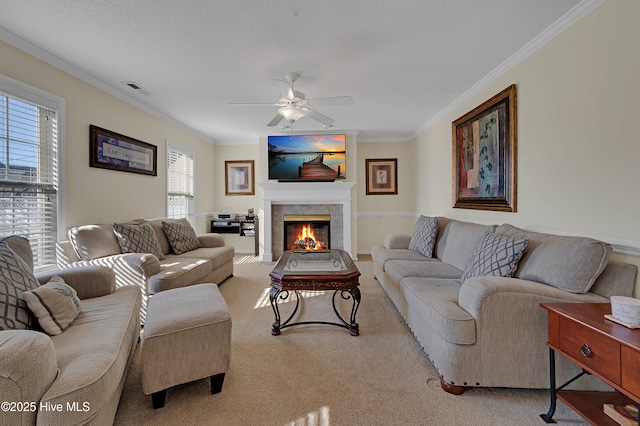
[540,303,640,425]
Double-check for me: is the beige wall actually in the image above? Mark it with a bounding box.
[213,143,260,253]
[413,0,640,295]
[0,41,215,233]
[356,140,417,250]
[213,143,261,214]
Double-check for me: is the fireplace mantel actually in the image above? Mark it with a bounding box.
[258,181,356,261]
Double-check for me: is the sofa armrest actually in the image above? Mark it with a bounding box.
[56,253,160,297]
[198,233,226,248]
[36,265,117,299]
[456,276,611,388]
[458,276,608,320]
[0,330,58,426]
[56,240,81,268]
[383,233,412,249]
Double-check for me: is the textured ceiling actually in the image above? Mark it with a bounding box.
[0,0,586,143]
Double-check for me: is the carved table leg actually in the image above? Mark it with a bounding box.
[347,287,361,336]
[269,287,282,335]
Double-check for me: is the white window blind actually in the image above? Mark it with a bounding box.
[0,93,58,269]
[166,140,195,224]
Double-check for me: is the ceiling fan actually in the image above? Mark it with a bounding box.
[230,72,354,129]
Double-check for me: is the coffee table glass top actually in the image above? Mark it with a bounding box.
[283,250,347,272]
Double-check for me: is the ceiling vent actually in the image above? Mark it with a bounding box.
[122,81,153,96]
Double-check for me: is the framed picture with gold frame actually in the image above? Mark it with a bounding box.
[452,84,517,212]
[365,158,398,195]
[225,160,255,196]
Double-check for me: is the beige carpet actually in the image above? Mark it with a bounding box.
[114,255,587,425]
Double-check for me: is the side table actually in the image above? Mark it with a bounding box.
[540,302,640,425]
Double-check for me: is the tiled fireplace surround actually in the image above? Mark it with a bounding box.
[258,181,356,262]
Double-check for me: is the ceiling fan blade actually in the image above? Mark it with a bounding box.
[228,102,279,106]
[304,108,335,127]
[274,79,294,99]
[308,96,354,106]
[267,114,284,127]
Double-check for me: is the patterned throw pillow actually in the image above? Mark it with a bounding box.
[408,216,438,258]
[113,222,166,260]
[23,276,81,335]
[162,219,202,255]
[0,241,40,330]
[461,232,530,282]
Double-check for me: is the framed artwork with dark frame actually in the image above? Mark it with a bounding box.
[365,158,398,195]
[452,84,517,212]
[89,125,157,176]
[225,160,255,196]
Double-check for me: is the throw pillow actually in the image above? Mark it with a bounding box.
[0,241,40,330]
[408,216,438,258]
[162,218,202,255]
[22,276,81,335]
[461,231,530,282]
[113,222,166,260]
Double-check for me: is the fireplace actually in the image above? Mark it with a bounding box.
[258,181,356,262]
[284,215,330,251]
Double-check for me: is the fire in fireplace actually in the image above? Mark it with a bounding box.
[283,214,330,251]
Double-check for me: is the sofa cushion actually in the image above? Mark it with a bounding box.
[0,242,40,330]
[495,224,612,293]
[23,276,81,335]
[386,259,462,288]
[1,235,34,271]
[162,219,202,255]
[179,245,236,270]
[589,261,637,299]
[41,286,140,426]
[68,223,123,261]
[149,257,212,294]
[461,232,529,282]
[371,247,431,273]
[437,220,496,270]
[147,220,172,255]
[113,222,166,260]
[401,277,475,345]
[408,216,438,258]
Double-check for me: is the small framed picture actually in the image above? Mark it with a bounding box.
[225,160,255,196]
[365,158,398,195]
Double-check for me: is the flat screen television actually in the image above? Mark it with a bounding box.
[268,134,346,181]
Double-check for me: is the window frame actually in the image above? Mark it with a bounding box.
[166,139,195,225]
[0,73,66,270]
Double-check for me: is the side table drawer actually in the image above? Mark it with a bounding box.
[622,346,640,399]
[559,317,621,384]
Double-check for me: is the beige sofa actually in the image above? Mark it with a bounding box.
[372,217,638,394]
[0,235,141,425]
[56,218,235,321]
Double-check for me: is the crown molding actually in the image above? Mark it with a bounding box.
[411,0,605,139]
[0,28,216,145]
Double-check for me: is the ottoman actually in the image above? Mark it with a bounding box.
[140,283,231,409]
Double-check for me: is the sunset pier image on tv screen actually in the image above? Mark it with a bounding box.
[268,134,346,181]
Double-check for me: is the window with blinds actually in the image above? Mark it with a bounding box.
[166,140,195,224]
[0,94,58,270]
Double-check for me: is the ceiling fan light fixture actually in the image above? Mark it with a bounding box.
[278,106,307,122]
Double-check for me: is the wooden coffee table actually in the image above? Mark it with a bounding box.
[269,249,361,336]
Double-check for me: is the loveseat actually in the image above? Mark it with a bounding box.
[56,218,235,321]
[372,216,638,394]
[0,235,141,425]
